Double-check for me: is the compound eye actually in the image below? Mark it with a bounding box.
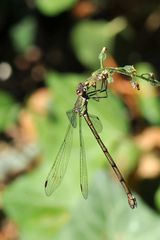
[83,85,87,91]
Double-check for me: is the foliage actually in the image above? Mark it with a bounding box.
[135,62,160,124]
[35,0,77,16]
[3,72,160,239]
[0,1,159,239]
[3,170,160,240]
[71,17,127,70]
[0,91,19,131]
[10,17,37,53]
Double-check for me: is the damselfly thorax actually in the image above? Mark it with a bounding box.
[84,69,109,101]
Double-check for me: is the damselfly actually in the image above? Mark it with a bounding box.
[45,82,137,209]
[45,83,103,200]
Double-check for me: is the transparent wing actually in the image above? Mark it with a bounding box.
[45,124,73,196]
[66,110,77,128]
[79,117,88,199]
[89,114,103,133]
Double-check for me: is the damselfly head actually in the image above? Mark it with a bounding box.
[76,83,87,96]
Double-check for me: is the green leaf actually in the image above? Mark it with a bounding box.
[138,96,160,124]
[113,138,140,174]
[89,91,130,139]
[0,91,19,131]
[3,72,138,240]
[135,62,160,124]
[155,187,160,210]
[10,17,37,53]
[45,71,131,158]
[36,71,133,174]
[36,0,77,16]
[4,169,160,240]
[57,171,160,240]
[3,166,73,240]
[71,17,127,69]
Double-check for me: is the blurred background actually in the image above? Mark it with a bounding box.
[0,0,160,239]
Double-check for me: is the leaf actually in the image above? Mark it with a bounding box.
[71,17,127,69]
[139,96,160,124]
[0,91,19,131]
[10,17,37,53]
[89,91,130,138]
[57,171,160,240]
[3,166,72,240]
[135,62,160,124]
[45,71,131,162]
[155,187,160,210]
[3,72,138,240]
[113,138,140,174]
[35,0,77,16]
